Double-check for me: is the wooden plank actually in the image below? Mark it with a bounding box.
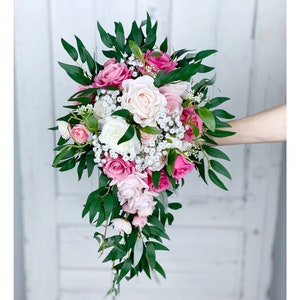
[241,0,286,298]
[14,0,59,299]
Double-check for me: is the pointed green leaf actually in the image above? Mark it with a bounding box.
[194,49,217,61]
[61,38,78,61]
[208,169,228,191]
[210,160,232,179]
[117,125,135,145]
[198,107,216,132]
[133,238,144,267]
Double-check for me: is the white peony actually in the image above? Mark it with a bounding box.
[99,116,141,156]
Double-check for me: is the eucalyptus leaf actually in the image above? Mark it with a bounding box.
[133,238,144,267]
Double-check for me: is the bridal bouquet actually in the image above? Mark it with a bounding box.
[50,13,235,297]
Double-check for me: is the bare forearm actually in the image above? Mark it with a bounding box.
[213,104,286,146]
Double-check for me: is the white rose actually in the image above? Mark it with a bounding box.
[121,75,167,127]
[57,121,71,140]
[93,100,105,119]
[99,116,141,155]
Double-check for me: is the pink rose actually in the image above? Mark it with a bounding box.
[70,124,89,144]
[117,173,149,206]
[140,50,177,75]
[140,131,158,146]
[180,107,203,142]
[93,58,132,88]
[146,169,171,193]
[102,156,135,181]
[111,218,132,234]
[121,75,167,127]
[172,154,195,180]
[159,85,183,115]
[132,216,148,228]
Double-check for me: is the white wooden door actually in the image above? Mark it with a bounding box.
[15,0,285,299]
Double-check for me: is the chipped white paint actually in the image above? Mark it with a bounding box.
[15,0,285,299]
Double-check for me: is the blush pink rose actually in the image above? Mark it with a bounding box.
[117,173,149,206]
[159,85,183,115]
[121,75,167,127]
[172,154,195,180]
[146,169,171,193]
[93,58,133,88]
[140,50,177,74]
[70,124,90,144]
[180,107,203,142]
[140,131,158,146]
[122,190,157,217]
[102,156,135,181]
[132,216,148,228]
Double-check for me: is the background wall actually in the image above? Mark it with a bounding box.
[14,1,286,299]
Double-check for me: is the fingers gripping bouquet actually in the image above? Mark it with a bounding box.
[50,13,235,296]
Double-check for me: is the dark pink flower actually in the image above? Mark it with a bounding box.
[93,58,133,88]
[180,107,203,142]
[140,50,177,75]
[172,154,194,180]
[102,156,136,181]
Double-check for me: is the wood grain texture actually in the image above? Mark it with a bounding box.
[15,0,285,299]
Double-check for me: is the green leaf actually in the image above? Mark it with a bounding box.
[128,40,143,60]
[205,97,230,109]
[61,38,78,61]
[154,261,166,278]
[207,129,236,138]
[52,146,76,167]
[140,126,161,135]
[89,197,102,223]
[97,22,114,48]
[147,241,169,251]
[195,158,207,184]
[116,258,132,283]
[114,22,125,49]
[194,49,217,61]
[86,151,95,177]
[203,146,230,161]
[198,107,216,132]
[99,172,109,188]
[103,246,127,263]
[133,238,144,267]
[210,160,232,179]
[128,21,143,46]
[59,157,76,172]
[58,62,91,85]
[77,154,86,180]
[166,149,178,176]
[103,194,114,219]
[145,21,158,48]
[146,242,156,268]
[160,37,168,52]
[168,202,182,210]
[208,169,228,191]
[152,171,161,189]
[213,109,235,119]
[147,215,165,232]
[75,36,96,75]
[156,191,169,212]
[111,109,132,120]
[117,125,135,145]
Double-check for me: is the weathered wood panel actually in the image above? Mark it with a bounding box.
[15,0,285,299]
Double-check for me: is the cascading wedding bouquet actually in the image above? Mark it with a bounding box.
[50,13,235,297]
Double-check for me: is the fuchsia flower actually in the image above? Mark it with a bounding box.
[102,156,136,181]
[172,154,195,180]
[180,107,203,142]
[93,58,133,88]
[70,124,89,144]
[145,169,171,193]
[140,50,177,74]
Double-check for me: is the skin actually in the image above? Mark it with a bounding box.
[213,104,286,145]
